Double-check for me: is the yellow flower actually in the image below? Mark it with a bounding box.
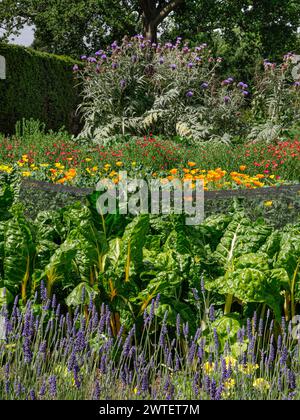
[170,168,178,175]
[116,161,123,167]
[269,175,275,179]
[264,201,273,207]
[239,165,247,171]
[66,157,73,162]
[239,363,259,375]
[40,163,50,168]
[203,362,215,375]
[55,163,65,170]
[224,356,237,369]
[132,161,137,167]
[224,378,236,391]
[253,378,270,391]
[22,171,31,177]
[188,161,197,167]
[0,165,13,174]
[134,387,138,395]
[85,158,92,163]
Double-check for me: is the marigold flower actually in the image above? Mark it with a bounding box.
[187,162,196,167]
[239,165,247,171]
[264,201,273,207]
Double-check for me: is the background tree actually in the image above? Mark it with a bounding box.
[0,0,299,60]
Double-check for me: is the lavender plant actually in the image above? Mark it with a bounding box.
[1,288,300,401]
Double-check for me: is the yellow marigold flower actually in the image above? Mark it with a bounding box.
[253,181,264,187]
[253,378,270,391]
[22,171,31,177]
[167,175,174,181]
[85,158,92,162]
[269,175,275,179]
[256,174,265,179]
[264,201,273,207]
[17,161,25,167]
[239,165,247,171]
[55,163,65,170]
[170,168,178,175]
[92,166,98,172]
[0,165,13,173]
[66,157,73,162]
[152,172,157,177]
[40,163,50,168]
[116,161,123,167]
[188,161,197,167]
[239,363,259,375]
[203,362,215,375]
[57,178,67,184]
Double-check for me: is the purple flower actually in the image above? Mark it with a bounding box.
[176,314,181,337]
[209,305,215,322]
[187,62,193,69]
[111,41,118,50]
[101,54,107,60]
[192,288,200,301]
[293,81,300,87]
[222,79,232,85]
[112,62,118,69]
[73,64,79,72]
[159,57,165,65]
[95,50,103,56]
[49,376,57,398]
[120,79,126,89]
[131,55,138,63]
[183,46,190,54]
[227,77,234,83]
[170,64,177,70]
[88,57,97,63]
[201,82,209,89]
[80,55,87,60]
[224,96,231,104]
[242,90,249,96]
[186,90,194,97]
[195,56,202,62]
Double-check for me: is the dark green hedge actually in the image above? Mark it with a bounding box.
[0,43,81,135]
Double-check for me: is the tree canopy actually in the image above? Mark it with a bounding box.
[0,0,299,59]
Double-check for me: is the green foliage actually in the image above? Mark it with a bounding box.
[0,43,81,134]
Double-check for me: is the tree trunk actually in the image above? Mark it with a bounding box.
[140,0,184,42]
[144,19,158,42]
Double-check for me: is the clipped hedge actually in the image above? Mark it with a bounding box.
[0,43,81,135]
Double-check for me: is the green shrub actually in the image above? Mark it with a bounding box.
[0,43,81,135]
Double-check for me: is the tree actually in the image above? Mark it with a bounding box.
[0,0,299,59]
[139,0,184,41]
